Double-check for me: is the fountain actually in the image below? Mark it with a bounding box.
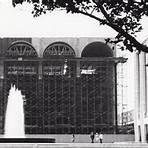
[0,84,55,143]
[4,85,25,138]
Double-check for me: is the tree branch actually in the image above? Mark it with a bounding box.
[96,3,148,52]
[76,9,109,26]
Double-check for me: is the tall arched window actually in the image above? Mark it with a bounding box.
[4,41,39,134]
[5,41,38,58]
[43,42,75,58]
[42,42,76,134]
[81,42,113,57]
[80,42,115,133]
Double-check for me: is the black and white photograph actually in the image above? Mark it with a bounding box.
[0,0,148,147]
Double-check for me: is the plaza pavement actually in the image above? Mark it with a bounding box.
[0,143,148,148]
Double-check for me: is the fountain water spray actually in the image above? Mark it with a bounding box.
[4,84,25,138]
[1,84,55,143]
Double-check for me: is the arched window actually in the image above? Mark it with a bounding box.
[43,42,75,58]
[81,42,113,57]
[5,41,38,58]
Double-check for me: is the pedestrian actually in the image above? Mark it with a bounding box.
[72,134,75,142]
[95,132,99,143]
[90,131,95,143]
[99,132,103,143]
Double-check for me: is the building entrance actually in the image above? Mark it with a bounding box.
[42,59,77,134]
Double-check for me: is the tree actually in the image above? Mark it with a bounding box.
[12,0,148,53]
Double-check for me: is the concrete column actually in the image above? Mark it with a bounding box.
[133,51,140,142]
[139,51,147,142]
[76,60,80,77]
[146,53,148,117]
[38,61,42,79]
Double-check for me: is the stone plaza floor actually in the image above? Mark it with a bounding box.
[0,143,148,148]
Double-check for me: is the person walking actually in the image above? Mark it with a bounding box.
[90,131,95,143]
[99,132,103,143]
[72,134,75,142]
[95,132,99,143]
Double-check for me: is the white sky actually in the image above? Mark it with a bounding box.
[0,0,114,37]
[0,0,147,42]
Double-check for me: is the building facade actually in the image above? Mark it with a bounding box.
[0,37,125,134]
[133,38,148,142]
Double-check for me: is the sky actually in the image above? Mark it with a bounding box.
[0,0,116,37]
[0,0,147,42]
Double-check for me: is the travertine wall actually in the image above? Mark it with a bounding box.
[0,37,115,58]
[31,37,114,57]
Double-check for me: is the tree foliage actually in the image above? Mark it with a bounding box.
[12,0,148,52]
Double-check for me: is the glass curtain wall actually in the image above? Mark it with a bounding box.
[2,41,115,134]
